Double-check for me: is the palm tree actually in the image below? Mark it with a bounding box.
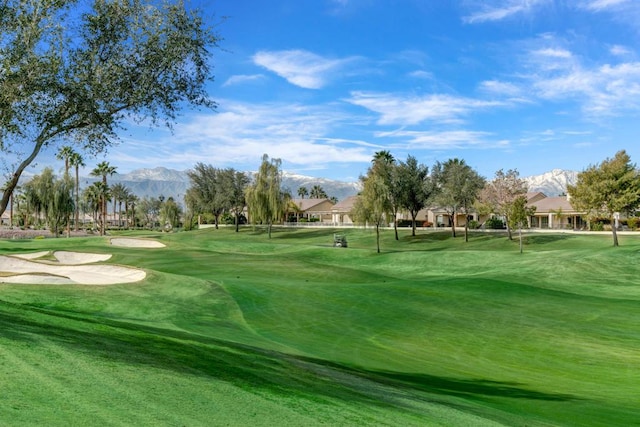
[310,185,327,199]
[297,186,308,199]
[69,152,85,231]
[56,145,75,177]
[90,161,117,235]
[125,192,138,228]
[110,183,128,227]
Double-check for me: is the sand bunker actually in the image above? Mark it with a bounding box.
[0,253,145,285]
[110,238,165,248]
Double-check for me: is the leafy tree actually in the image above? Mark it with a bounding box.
[227,169,249,232]
[352,173,392,253]
[90,161,117,235]
[160,196,182,230]
[478,169,528,240]
[125,192,138,229]
[396,155,433,237]
[507,195,536,254]
[81,183,102,230]
[433,159,485,241]
[567,150,640,247]
[138,196,162,229]
[370,150,401,240]
[56,146,76,177]
[186,163,233,229]
[297,186,309,199]
[245,154,285,239]
[0,0,219,219]
[48,176,75,237]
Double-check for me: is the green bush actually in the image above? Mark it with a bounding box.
[467,220,479,230]
[627,217,638,231]
[591,222,604,231]
[485,217,505,229]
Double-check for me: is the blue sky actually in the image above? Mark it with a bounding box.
[33,0,640,181]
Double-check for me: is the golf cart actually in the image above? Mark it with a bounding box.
[333,234,347,248]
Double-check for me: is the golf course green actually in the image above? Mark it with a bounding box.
[1,227,639,426]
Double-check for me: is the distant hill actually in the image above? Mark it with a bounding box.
[102,167,362,201]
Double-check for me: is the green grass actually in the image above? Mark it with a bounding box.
[1,227,639,426]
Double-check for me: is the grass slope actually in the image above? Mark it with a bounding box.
[1,228,639,426]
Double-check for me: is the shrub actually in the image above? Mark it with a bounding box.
[485,217,505,229]
[422,221,433,228]
[467,220,479,230]
[396,219,415,227]
[627,217,638,231]
[591,222,604,231]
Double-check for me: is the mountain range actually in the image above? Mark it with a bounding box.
[102,167,577,201]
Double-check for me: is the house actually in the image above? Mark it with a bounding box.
[527,193,587,230]
[331,195,359,225]
[288,198,335,223]
[1,210,10,226]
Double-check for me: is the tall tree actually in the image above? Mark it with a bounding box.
[90,161,117,235]
[0,0,219,219]
[187,163,228,229]
[310,185,328,199]
[110,183,129,228]
[478,169,528,240]
[227,169,249,232]
[160,196,182,230]
[433,159,485,241]
[567,150,640,247]
[351,173,392,253]
[371,150,401,240]
[397,155,433,237]
[56,146,76,177]
[68,152,85,231]
[245,154,285,239]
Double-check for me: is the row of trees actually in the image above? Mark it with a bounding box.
[351,151,534,253]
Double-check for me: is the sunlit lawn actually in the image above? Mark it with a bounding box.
[1,227,639,426]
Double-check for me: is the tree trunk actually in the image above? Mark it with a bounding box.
[612,215,619,247]
[464,221,469,242]
[268,221,272,239]
[75,166,80,231]
[394,216,398,240]
[519,227,523,254]
[451,213,456,238]
[411,211,417,237]
[235,213,240,232]
[376,224,380,253]
[505,214,513,240]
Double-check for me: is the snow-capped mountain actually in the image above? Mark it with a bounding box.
[523,169,578,196]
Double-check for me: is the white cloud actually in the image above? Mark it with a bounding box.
[252,50,356,89]
[374,129,498,150]
[222,74,265,87]
[610,45,632,56]
[479,80,523,97]
[463,0,549,23]
[167,101,372,168]
[346,91,505,126]
[581,0,629,11]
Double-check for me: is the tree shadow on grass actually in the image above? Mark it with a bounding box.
[0,300,581,421]
[523,234,573,245]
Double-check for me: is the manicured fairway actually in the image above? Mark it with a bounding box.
[1,227,639,426]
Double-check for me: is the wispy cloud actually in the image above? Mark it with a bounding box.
[374,129,499,150]
[581,0,629,11]
[222,74,265,87]
[167,101,372,169]
[463,0,549,23]
[479,80,523,97]
[346,92,505,126]
[252,50,357,89]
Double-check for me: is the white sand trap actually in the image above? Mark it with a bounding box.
[53,251,112,265]
[0,254,145,285]
[13,251,51,260]
[110,238,165,248]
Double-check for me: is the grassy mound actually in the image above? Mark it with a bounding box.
[1,228,639,425]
